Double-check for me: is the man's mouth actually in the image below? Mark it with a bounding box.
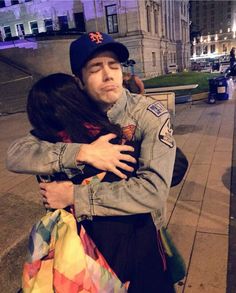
[101,84,118,91]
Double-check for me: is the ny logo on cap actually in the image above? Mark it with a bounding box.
[89,32,103,44]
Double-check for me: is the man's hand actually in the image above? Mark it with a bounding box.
[76,133,136,179]
[40,181,74,209]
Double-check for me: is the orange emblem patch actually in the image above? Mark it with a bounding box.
[122,125,136,141]
[89,32,103,44]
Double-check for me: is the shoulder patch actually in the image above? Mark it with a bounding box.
[147,101,168,117]
[159,118,174,148]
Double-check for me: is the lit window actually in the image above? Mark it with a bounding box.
[228,28,231,32]
[44,19,53,32]
[105,4,118,34]
[30,21,39,35]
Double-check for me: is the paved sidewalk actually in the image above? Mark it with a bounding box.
[0,94,235,292]
[169,96,235,293]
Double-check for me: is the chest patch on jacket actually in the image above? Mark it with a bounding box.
[122,125,136,141]
[159,118,174,148]
[147,101,168,117]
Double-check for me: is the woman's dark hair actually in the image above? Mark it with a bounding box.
[27,73,122,143]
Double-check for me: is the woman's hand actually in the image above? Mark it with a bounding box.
[76,133,136,179]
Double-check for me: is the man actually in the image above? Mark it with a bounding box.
[7,32,176,292]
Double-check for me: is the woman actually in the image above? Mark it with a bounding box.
[24,73,175,292]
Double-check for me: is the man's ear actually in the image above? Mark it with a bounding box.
[74,76,85,89]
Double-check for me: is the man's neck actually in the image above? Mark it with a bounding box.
[100,103,115,113]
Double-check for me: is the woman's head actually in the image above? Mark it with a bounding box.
[27,73,121,143]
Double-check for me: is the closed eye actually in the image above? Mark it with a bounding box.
[109,61,120,69]
[89,64,102,73]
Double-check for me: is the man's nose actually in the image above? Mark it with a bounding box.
[102,65,113,81]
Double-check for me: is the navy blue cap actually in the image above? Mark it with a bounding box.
[70,32,129,75]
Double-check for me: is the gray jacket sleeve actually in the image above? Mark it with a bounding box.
[73,108,176,219]
[6,133,83,175]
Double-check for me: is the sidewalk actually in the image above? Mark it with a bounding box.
[0,95,235,292]
[168,96,235,293]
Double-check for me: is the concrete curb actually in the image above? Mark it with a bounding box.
[192,91,209,101]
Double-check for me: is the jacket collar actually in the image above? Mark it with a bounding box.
[107,89,127,124]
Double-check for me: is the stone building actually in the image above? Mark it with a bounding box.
[0,0,190,77]
[190,0,236,59]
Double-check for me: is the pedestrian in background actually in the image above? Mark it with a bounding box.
[123,72,145,94]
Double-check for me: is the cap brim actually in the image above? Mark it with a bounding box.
[81,43,129,69]
[96,42,129,63]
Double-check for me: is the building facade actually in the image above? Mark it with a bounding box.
[0,0,190,77]
[190,0,236,60]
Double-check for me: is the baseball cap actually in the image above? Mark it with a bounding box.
[70,32,129,75]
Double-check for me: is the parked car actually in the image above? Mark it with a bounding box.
[167,64,178,73]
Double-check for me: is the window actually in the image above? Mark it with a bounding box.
[30,21,39,35]
[0,0,5,8]
[11,0,19,5]
[223,44,227,52]
[58,15,69,31]
[16,23,25,36]
[105,4,118,34]
[44,19,53,32]
[146,5,151,32]
[154,9,158,34]
[4,26,11,38]
[74,12,85,32]
[152,52,156,67]
[203,45,208,54]
[210,44,215,53]
[196,46,201,55]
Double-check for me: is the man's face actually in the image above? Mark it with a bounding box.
[81,51,123,111]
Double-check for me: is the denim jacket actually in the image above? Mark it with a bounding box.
[6,90,176,229]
